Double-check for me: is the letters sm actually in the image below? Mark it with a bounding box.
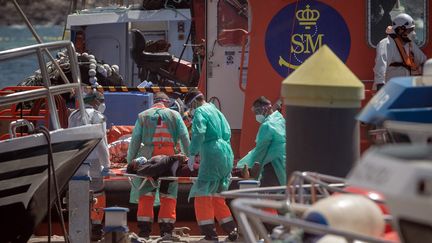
[265,1,351,77]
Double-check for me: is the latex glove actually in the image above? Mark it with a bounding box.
[187,156,195,171]
[101,166,110,177]
[134,157,147,164]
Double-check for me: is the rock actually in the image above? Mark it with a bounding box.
[0,0,70,26]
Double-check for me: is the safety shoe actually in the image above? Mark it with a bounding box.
[138,221,152,240]
[226,229,239,242]
[138,231,150,240]
[91,224,104,241]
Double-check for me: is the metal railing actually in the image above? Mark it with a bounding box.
[222,171,394,243]
[0,41,89,130]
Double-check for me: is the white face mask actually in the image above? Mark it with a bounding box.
[97,103,106,113]
[408,31,416,40]
[255,114,266,123]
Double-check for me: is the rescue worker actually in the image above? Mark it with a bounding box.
[184,89,239,242]
[236,96,286,232]
[236,96,286,188]
[68,89,109,241]
[373,13,427,90]
[126,92,190,239]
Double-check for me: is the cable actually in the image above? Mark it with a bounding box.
[174,24,193,79]
[36,126,70,243]
[163,0,191,21]
[62,0,75,40]
[287,0,301,76]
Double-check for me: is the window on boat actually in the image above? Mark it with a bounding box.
[217,0,249,46]
[368,0,427,47]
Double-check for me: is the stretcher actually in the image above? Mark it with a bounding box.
[108,168,241,191]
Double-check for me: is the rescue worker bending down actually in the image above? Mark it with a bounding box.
[127,92,190,239]
[68,89,109,241]
[373,13,427,90]
[184,89,239,242]
[236,96,286,231]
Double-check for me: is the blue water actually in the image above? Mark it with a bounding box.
[0,25,64,89]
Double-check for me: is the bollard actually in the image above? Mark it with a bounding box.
[238,180,260,190]
[281,45,364,177]
[69,161,91,243]
[104,207,130,243]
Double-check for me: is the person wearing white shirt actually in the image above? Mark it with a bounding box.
[373,13,427,90]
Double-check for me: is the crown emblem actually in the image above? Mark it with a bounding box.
[296,5,320,29]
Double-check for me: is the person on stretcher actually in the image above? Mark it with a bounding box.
[127,154,188,177]
[126,153,256,183]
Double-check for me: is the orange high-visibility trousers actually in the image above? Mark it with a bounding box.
[91,193,106,225]
[158,196,177,223]
[194,196,233,225]
[137,194,177,223]
[137,194,155,222]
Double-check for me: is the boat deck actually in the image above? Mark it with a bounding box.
[32,220,242,242]
[28,235,242,243]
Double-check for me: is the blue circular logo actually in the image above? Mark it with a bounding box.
[265,1,351,78]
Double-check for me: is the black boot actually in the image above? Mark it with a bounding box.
[199,224,218,241]
[159,222,175,237]
[137,221,152,239]
[221,221,239,242]
[91,224,104,241]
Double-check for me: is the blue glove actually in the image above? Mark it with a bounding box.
[187,156,195,171]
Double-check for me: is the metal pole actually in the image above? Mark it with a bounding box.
[36,48,60,130]
[66,44,89,125]
[12,0,71,85]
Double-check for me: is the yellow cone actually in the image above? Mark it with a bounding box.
[281,45,364,108]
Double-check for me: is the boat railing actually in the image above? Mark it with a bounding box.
[222,171,393,243]
[0,40,89,131]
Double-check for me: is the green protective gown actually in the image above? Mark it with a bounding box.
[237,111,286,186]
[127,104,190,204]
[188,103,234,200]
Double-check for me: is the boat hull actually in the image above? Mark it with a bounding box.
[0,125,103,242]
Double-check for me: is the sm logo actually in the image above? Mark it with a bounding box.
[265,1,350,78]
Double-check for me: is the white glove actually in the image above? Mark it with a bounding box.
[187,156,195,171]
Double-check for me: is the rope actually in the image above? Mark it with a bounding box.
[29,95,69,129]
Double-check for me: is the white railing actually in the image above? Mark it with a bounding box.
[0,41,89,130]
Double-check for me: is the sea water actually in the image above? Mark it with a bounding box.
[0,25,64,89]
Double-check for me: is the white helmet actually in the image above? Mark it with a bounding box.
[392,13,415,30]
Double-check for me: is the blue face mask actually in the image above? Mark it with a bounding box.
[255,114,266,123]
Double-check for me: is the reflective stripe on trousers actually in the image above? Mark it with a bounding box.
[194,196,233,226]
[137,194,176,223]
